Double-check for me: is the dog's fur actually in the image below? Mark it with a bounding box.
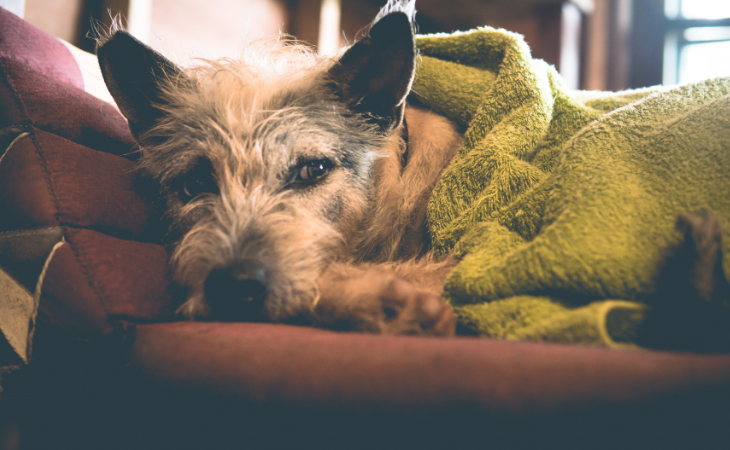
[97,1,730,345]
[97,0,461,335]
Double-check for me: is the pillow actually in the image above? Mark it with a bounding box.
[0,7,172,364]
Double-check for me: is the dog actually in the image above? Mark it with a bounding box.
[97,0,461,336]
[97,0,730,346]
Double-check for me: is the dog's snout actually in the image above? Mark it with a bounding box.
[204,259,270,320]
[227,260,270,299]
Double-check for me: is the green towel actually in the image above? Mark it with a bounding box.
[412,27,730,348]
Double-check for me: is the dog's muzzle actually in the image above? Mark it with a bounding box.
[204,259,270,320]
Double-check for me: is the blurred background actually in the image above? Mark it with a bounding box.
[2,0,730,91]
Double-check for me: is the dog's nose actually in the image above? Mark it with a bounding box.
[204,259,270,320]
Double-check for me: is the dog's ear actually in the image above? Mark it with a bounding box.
[97,31,191,140]
[328,11,416,134]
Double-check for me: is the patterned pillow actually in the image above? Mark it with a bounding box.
[0,7,172,365]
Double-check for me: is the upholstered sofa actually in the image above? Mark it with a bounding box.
[1,7,729,449]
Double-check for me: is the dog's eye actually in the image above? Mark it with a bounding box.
[180,174,218,200]
[295,159,333,183]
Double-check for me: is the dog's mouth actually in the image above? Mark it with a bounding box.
[203,260,270,321]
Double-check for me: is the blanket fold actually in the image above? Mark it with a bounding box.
[413,28,730,348]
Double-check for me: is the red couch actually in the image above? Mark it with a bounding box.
[1,7,729,449]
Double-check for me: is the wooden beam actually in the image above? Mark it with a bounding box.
[290,0,323,49]
[628,0,664,88]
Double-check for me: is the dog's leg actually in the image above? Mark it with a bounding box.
[639,210,730,352]
[311,259,457,336]
[674,211,730,305]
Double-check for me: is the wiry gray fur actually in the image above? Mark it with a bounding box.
[98,1,461,335]
[140,41,386,319]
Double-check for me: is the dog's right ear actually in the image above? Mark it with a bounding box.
[97,31,190,140]
[328,11,416,135]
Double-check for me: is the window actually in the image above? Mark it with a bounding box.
[664,0,730,85]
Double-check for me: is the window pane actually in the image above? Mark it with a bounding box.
[680,0,730,20]
[678,41,730,84]
[665,0,680,19]
[684,27,730,42]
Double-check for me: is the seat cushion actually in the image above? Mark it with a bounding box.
[0,7,172,348]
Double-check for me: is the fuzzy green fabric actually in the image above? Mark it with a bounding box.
[412,28,730,348]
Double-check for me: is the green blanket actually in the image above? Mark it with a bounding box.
[412,28,730,348]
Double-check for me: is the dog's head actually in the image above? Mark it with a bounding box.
[97,1,417,320]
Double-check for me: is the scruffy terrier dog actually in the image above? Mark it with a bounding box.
[98,1,730,345]
[98,1,461,336]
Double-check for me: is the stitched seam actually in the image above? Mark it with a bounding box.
[63,227,112,321]
[29,130,63,224]
[0,57,33,129]
[0,58,110,323]
[55,223,155,245]
[0,59,63,217]
[0,62,64,224]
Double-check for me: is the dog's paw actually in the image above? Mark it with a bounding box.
[674,210,729,305]
[377,278,456,336]
[315,267,456,336]
[638,209,730,352]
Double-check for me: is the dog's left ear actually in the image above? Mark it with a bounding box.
[97,31,192,141]
[328,11,416,134]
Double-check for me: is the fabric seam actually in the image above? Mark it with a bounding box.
[0,46,112,330]
[62,227,113,321]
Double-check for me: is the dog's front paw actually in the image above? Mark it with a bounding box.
[315,267,456,336]
[377,278,456,336]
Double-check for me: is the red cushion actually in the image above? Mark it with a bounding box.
[0,7,83,89]
[0,58,135,155]
[39,229,170,334]
[131,321,730,412]
[0,129,150,234]
[0,7,169,334]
